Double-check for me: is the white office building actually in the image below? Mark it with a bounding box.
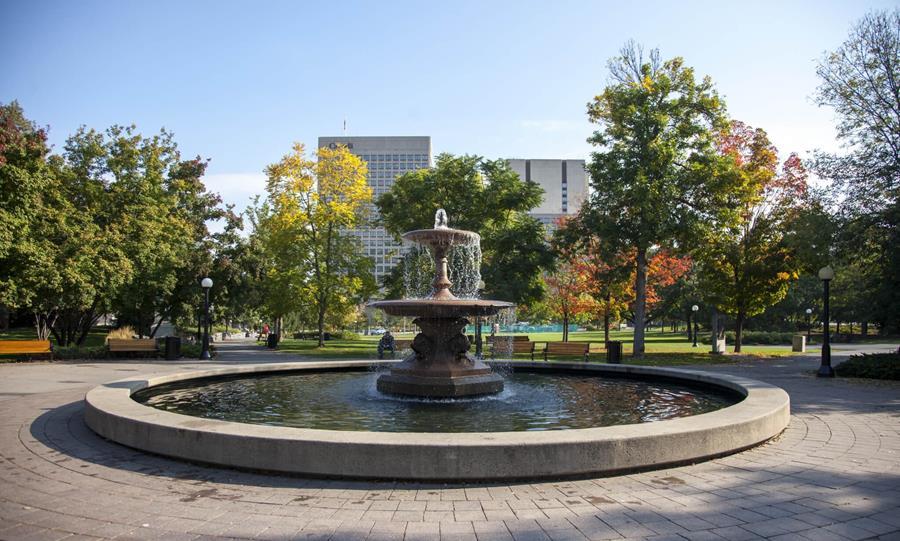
[317,136,432,283]
[506,159,589,230]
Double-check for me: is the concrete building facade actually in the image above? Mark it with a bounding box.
[317,136,432,283]
[506,159,589,229]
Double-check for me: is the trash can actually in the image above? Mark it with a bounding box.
[607,340,623,364]
[267,333,279,349]
[164,336,181,360]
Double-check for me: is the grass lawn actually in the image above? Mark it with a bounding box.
[0,327,108,348]
[274,328,794,366]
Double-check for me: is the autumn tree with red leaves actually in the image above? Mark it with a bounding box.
[697,120,808,352]
[621,249,692,326]
[552,217,630,345]
[544,254,597,342]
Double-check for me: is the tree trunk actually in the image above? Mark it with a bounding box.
[632,248,648,358]
[317,306,326,347]
[734,310,745,353]
[34,311,56,342]
[686,313,693,342]
[563,313,569,342]
[861,320,868,337]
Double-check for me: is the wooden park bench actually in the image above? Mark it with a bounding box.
[543,341,590,362]
[378,338,412,359]
[490,338,536,360]
[107,339,158,357]
[0,340,53,360]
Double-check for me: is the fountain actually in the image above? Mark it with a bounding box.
[84,210,791,480]
[368,209,511,397]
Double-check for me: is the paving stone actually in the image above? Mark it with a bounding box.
[0,344,898,541]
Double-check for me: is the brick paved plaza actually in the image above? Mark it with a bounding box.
[1,341,898,541]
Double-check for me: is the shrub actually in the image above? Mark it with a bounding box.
[53,346,108,360]
[700,331,794,345]
[181,342,215,359]
[835,352,900,380]
[106,326,136,343]
[330,330,361,340]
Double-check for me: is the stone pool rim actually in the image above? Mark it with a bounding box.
[84,361,790,481]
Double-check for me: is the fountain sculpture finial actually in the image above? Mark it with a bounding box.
[434,208,449,229]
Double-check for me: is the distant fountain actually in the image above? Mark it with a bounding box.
[368,210,512,397]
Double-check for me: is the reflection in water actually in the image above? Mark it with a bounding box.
[135,371,740,433]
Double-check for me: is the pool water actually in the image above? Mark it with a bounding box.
[134,369,740,433]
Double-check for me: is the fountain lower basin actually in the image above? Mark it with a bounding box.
[84,361,790,481]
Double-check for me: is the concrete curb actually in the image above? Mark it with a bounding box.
[84,361,790,481]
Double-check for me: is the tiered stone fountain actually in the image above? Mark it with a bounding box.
[85,207,790,480]
[369,209,512,397]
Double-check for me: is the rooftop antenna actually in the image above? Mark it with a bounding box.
[343,118,348,136]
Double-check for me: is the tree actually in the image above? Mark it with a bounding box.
[584,42,742,357]
[814,9,900,332]
[53,125,223,340]
[0,102,53,312]
[697,121,807,351]
[552,217,630,345]
[814,9,899,210]
[632,249,693,327]
[259,143,376,346]
[544,253,596,342]
[1,105,134,344]
[377,153,554,306]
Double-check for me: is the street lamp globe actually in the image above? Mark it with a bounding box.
[692,305,699,312]
[201,277,213,288]
[805,308,812,315]
[818,266,834,281]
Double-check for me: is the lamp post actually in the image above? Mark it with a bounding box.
[691,305,699,347]
[817,266,834,377]
[805,308,812,343]
[200,277,213,360]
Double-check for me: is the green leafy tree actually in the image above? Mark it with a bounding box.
[1,104,134,344]
[583,42,743,358]
[0,102,53,313]
[377,153,554,305]
[814,9,900,332]
[258,143,377,346]
[59,125,223,338]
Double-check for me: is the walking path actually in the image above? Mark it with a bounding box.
[0,341,898,540]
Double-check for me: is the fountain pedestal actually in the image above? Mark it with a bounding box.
[376,316,504,397]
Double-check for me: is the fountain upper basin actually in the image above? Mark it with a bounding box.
[402,227,479,247]
[368,298,514,318]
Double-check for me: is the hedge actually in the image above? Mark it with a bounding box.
[835,352,900,380]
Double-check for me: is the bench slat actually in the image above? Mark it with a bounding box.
[0,340,52,354]
[544,342,590,361]
[108,339,158,352]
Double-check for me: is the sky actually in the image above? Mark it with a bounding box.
[2,0,894,215]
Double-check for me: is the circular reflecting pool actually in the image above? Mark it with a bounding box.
[134,368,741,433]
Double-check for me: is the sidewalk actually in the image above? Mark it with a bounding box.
[0,343,897,540]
